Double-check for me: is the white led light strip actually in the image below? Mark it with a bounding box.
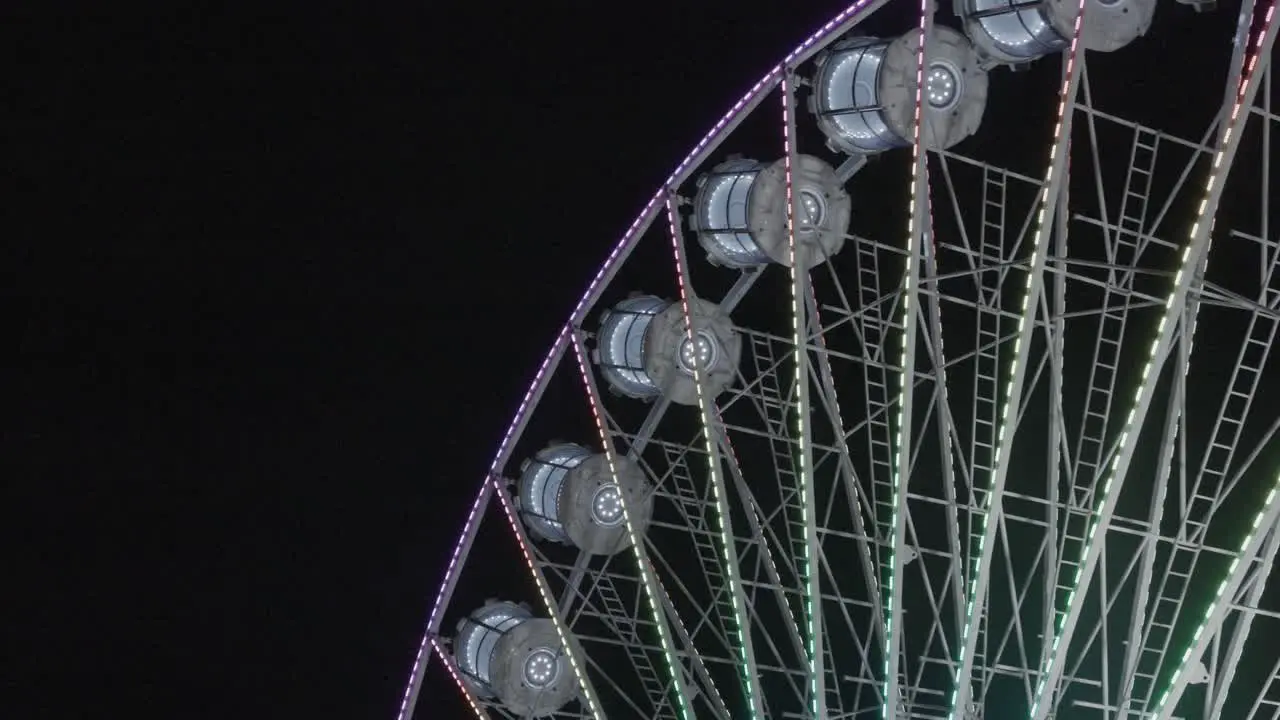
[886,3,934,718]
[942,4,1089,719]
[490,480,605,720]
[1030,5,1277,718]
[571,339,698,720]
[1145,9,1278,718]
[781,73,826,720]
[1120,2,1266,712]
[1150,475,1280,718]
[664,195,766,719]
[429,637,492,720]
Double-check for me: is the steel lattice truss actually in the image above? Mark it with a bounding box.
[402,2,1280,719]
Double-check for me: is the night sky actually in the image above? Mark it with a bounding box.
[6,3,1259,719]
[8,3,860,718]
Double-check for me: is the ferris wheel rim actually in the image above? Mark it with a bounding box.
[404,2,1280,719]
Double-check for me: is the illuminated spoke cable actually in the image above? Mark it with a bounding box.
[884,3,934,719]
[1121,2,1266,711]
[431,638,493,720]
[1150,473,1280,719]
[913,51,967,670]
[399,328,563,720]
[1030,7,1278,718]
[490,480,605,720]
[1142,10,1279,719]
[571,338,698,720]
[781,73,826,720]
[665,195,766,719]
[944,5,1090,720]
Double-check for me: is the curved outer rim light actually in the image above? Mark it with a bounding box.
[431,637,493,720]
[401,2,925,719]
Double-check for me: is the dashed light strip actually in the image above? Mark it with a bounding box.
[1030,5,1276,718]
[781,73,824,720]
[491,479,604,720]
[397,484,489,718]
[430,637,492,720]
[400,329,562,720]
[1145,7,1278,717]
[1125,2,1266,708]
[1150,474,1280,718]
[406,3,885,718]
[886,3,933,718]
[664,196,764,718]
[571,340,697,720]
[940,4,1089,720]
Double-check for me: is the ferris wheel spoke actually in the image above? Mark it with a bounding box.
[1039,66,1191,714]
[488,476,609,720]
[879,2,936,717]
[710,428,816,712]
[954,7,1090,720]
[804,286,890,653]
[919,157,969,645]
[1200,98,1280,719]
[1054,113,1225,712]
[571,330,699,720]
[595,431,740,717]
[1203,525,1280,718]
[780,70,829,719]
[1040,11,1280,720]
[663,194,768,719]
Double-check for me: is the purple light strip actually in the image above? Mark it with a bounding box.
[401,2,885,718]
[394,329,564,720]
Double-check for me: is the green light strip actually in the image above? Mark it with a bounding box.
[1029,7,1276,717]
[664,196,765,719]
[781,74,825,720]
[1149,477,1280,717]
[887,6,933,718]
[571,340,697,720]
[945,6,1090,719]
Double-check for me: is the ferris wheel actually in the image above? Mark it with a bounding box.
[401,0,1280,718]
